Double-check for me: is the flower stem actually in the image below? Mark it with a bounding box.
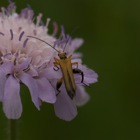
[8,120,18,140]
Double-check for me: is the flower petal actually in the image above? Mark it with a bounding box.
[67,38,84,53]
[0,75,6,101]
[84,69,98,84]
[74,86,90,106]
[20,72,40,109]
[72,52,82,59]
[0,62,13,101]
[3,75,22,119]
[27,64,39,77]
[72,61,98,85]
[37,78,56,103]
[17,57,31,71]
[40,66,62,79]
[54,86,77,121]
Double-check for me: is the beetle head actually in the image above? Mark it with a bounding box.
[58,52,67,59]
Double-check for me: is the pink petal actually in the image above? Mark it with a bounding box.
[27,64,38,77]
[54,86,77,121]
[72,52,82,59]
[20,72,40,110]
[0,63,13,101]
[72,62,98,85]
[17,58,31,71]
[3,75,22,119]
[40,66,62,79]
[37,78,56,103]
[0,73,6,101]
[83,70,98,84]
[67,38,84,53]
[74,86,90,106]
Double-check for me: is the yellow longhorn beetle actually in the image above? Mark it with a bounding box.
[27,36,84,99]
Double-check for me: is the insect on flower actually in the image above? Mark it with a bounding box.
[0,1,98,121]
[27,31,85,100]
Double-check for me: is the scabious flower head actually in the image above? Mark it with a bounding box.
[0,1,98,121]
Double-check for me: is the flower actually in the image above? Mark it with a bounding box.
[0,1,98,121]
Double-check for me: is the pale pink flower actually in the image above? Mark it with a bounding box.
[0,1,98,121]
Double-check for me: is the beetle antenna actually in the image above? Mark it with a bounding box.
[63,36,71,52]
[63,27,80,52]
[27,35,59,53]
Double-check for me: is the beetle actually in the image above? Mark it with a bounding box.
[27,36,84,99]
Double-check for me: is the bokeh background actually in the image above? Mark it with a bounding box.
[0,0,140,140]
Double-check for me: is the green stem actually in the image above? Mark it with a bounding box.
[8,120,18,140]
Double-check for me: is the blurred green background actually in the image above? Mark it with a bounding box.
[0,0,140,140]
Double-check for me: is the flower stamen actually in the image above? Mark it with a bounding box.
[36,14,42,27]
[52,22,58,37]
[18,27,22,33]
[10,29,13,40]
[19,31,25,41]
[7,0,16,13]
[0,32,4,36]
[46,18,50,28]
[22,38,29,48]
[1,7,10,16]
[3,53,12,58]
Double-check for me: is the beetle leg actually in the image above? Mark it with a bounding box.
[73,68,89,86]
[73,68,84,83]
[53,62,60,71]
[54,57,60,62]
[56,77,63,96]
[72,62,78,68]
